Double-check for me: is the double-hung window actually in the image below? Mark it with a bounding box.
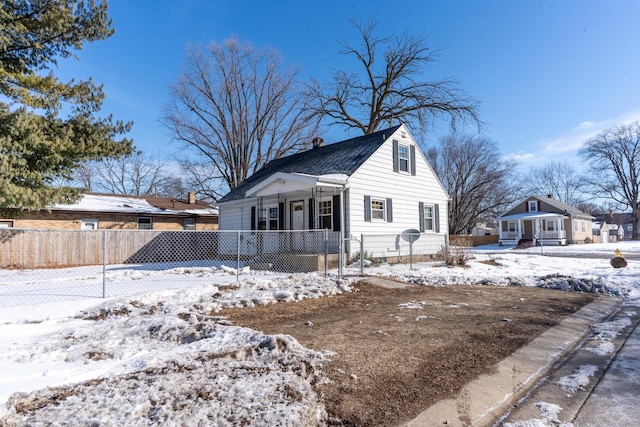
[364,196,392,222]
[319,200,333,229]
[507,221,517,233]
[371,198,386,221]
[528,201,538,212]
[258,206,279,230]
[398,144,409,172]
[183,217,196,230]
[423,204,434,231]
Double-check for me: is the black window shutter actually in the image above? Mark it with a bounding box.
[251,206,256,231]
[434,203,440,233]
[410,145,416,176]
[308,199,315,229]
[419,202,425,232]
[525,202,529,212]
[364,195,371,222]
[537,200,541,211]
[392,140,399,172]
[386,198,393,222]
[332,195,341,231]
[278,202,285,230]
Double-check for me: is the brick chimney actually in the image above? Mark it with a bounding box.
[312,137,324,149]
[187,192,196,204]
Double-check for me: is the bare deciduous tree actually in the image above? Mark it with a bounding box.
[88,149,178,197]
[580,121,640,240]
[428,134,517,235]
[521,161,585,206]
[162,38,319,198]
[307,19,481,136]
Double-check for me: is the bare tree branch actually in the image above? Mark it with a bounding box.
[521,161,586,207]
[162,38,319,198]
[580,121,640,239]
[428,134,518,234]
[307,19,482,137]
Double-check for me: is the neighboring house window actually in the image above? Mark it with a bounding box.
[364,196,393,222]
[183,217,196,230]
[319,200,332,229]
[81,219,98,230]
[137,217,153,230]
[574,220,578,232]
[0,221,13,228]
[392,140,416,175]
[507,221,517,232]
[528,201,538,212]
[582,221,586,232]
[398,144,409,173]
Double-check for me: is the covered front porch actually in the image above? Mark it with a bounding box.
[498,212,568,246]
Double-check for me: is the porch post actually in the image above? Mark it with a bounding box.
[338,186,345,278]
[517,220,523,242]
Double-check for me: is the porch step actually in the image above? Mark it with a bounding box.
[517,239,534,248]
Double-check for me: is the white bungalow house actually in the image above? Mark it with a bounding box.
[497,195,594,246]
[216,124,449,269]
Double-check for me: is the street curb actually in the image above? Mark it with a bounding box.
[403,296,623,427]
[500,300,640,425]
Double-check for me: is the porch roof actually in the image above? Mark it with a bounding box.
[498,212,567,221]
[245,172,348,197]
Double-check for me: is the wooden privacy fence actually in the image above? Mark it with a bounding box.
[0,229,220,269]
[449,234,499,247]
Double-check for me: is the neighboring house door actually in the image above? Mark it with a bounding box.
[602,230,609,243]
[291,201,305,251]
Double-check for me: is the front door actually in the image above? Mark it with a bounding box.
[291,201,305,251]
[291,201,304,230]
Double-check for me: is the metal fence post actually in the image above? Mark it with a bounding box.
[102,229,107,298]
[360,234,364,276]
[236,230,241,282]
[324,229,329,276]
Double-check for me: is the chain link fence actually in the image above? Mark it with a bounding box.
[0,228,340,308]
[346,232,448,273]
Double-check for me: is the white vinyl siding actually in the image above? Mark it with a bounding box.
[349,126,448,240]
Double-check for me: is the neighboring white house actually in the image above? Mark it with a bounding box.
[497,195,593,246]
[216,124,449,262]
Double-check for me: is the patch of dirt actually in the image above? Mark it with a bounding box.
[220,281,597,426]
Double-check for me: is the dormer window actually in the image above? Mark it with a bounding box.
[528,201,538,212]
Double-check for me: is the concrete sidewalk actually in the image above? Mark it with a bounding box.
[500,300,640,426]
[403,295,625,427]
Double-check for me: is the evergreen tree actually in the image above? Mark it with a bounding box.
[0,0,132,213]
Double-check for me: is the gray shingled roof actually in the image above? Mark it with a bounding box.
[218,125,402,203]
[536,195,592,217]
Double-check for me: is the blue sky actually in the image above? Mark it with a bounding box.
[57,0,640,170]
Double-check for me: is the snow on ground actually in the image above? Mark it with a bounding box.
[1,241,640,425]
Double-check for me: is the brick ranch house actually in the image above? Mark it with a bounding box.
[0,192,218,231]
